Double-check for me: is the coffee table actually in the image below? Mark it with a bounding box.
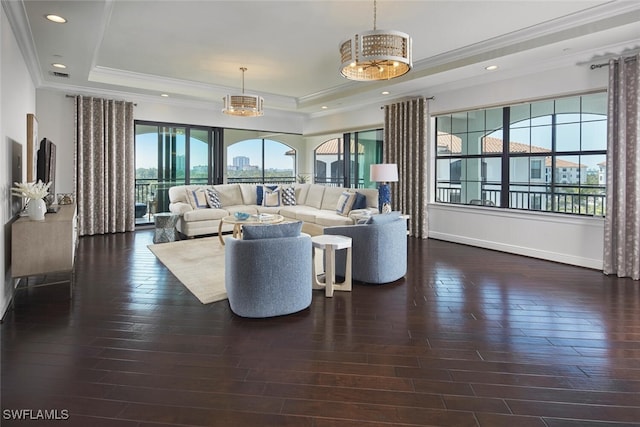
[218,213,284,245]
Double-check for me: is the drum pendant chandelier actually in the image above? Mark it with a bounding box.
[222,67,264,117]
[339,0,412,81]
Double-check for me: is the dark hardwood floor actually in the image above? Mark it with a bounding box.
[2,229,640,426]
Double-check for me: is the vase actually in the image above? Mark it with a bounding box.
[27,198,46,221]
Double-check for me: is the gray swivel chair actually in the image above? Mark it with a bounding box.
[224,223,312,318]
[324,213,407,284]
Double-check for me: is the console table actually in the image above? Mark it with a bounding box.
[11,204,78,299]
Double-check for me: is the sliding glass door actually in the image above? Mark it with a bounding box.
[135,122,218,224]
[349,129,383,188]
[314,129,382,188]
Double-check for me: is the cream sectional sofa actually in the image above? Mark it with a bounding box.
[168,183,379,238]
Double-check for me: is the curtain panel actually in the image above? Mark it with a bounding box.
[603,54,640,280]
[75,96,135,236]
[383,98,429,238]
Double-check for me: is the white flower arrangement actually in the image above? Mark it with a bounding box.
[11,180,51,200]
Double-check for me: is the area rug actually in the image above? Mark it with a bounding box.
[148,236,227,304]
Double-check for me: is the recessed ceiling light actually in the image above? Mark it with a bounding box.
[46,14,67,23]
[321,106,328,110]
[160,94,169,97]
[485,65,499,71]
[381,91,390,95]
[52,63,66,69]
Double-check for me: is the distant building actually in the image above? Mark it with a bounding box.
[598,161,606,185]
[436,132,588,207]
[233,156,250,169]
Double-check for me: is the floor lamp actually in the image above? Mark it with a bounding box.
[370,164,398,213]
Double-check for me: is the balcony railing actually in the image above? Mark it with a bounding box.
[227,177,296,185]
[436,185,606,216]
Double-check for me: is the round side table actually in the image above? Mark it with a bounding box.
[311,234,352,297]
[153,212,179,243]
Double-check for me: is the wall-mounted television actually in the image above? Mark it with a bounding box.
[36,138,56,197]
[11,139,23,217]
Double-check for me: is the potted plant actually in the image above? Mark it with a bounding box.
[11,180,51,221]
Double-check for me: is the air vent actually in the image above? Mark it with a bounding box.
[49,71,70,78]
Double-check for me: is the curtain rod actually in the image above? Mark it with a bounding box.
[65,94,137,106]
[590,55,638,70]
[380,96,434,109]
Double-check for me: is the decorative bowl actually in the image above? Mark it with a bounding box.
[234,212,250,220]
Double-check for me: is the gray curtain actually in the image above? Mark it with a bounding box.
[383,98,429,238]
[603,54,640,280]
[75,96,135,236]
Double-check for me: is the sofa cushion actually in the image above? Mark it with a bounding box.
[206,188,222,208]
[214,184,244,206]
[367,211,402,224]
[314,212,355,227]
[278,205,310,218]
[183,208,228,221]
[295,208,320,223]
[263,187,281,207]
[242,221,302,240]
[321,186,346,210]
[186,188,209,209]
[239,184,258,205]
[336,191,356,216]
[282,186,296,205]
[294,184,310,205]
[305,185,325,209]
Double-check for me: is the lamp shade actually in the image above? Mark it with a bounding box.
[370,164,398,182]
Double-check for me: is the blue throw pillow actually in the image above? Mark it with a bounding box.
[352,192,367,210]
[367,211,401,225]
[242,221,303,240]
[256,185,278,205]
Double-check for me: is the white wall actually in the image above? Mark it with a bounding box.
[426,64,608,269]
[304,103,384,137]
[1,6,37,317]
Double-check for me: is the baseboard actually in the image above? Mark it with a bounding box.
[428,231,603,270]
[0,278,20,323]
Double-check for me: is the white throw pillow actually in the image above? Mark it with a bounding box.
[336,191,356,216]
[262,187,281,207]
[186,188,209,209]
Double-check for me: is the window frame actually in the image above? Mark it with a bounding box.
[434,92,607,216]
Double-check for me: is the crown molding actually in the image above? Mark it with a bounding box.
[2,0,42,86]
[87,66,299,110]
[298,1,640,110]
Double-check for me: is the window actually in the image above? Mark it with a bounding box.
[314,129,382,188]
[227,138,295,184]
[435,92,607,216]
[531,159,542,179]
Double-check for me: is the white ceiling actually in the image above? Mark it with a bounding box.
[5,0,640,116]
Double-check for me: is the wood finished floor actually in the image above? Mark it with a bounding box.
[2,229,640,427]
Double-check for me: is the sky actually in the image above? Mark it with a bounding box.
[135,134,294,170]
